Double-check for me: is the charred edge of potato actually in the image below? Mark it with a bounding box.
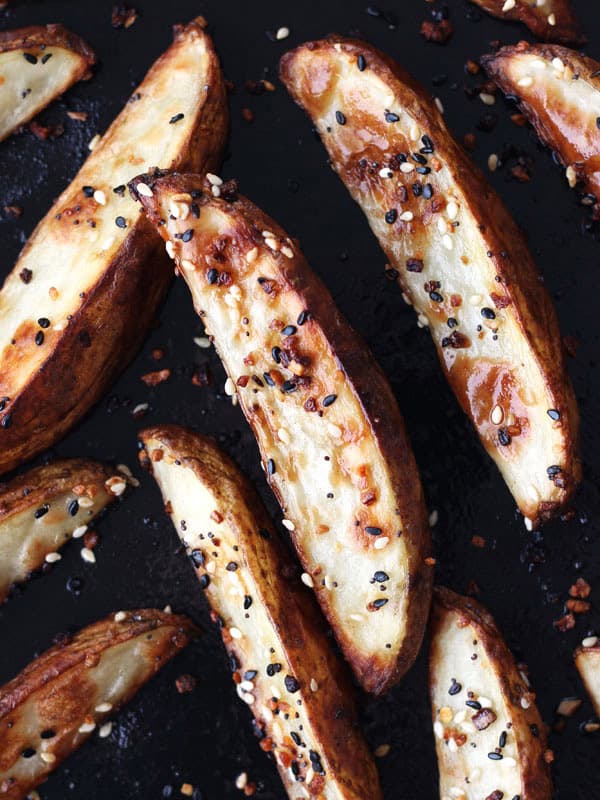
[0,610,197,799]
[131,170,433,695]
[279,36,580,525]
[0,18,228,476]
[468,0,584,46]
[481,41,600,203]
[0,24,96,66]
[139,424,383,799]
[430,587,553,800]
[574,642,600,719]
[0,459,126,603]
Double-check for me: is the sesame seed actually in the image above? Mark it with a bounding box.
[115,216,127,229]
[479,93,496,105]
[582,636,598,647]
[385,209,398,224]
[276,26,290,40]
[229,627,242,639]
[357,54,367,71]
[166,241,176,259]
[310,678,319,692]
[169,113,184,124]
[88,134,101,151]
[548,13,556,25]
[95,702,113,713]
[93,190,106,205]
[491,405,504,425]
[235,773,248,790]
[23,52,38,64]
[73,525,87,539]
[99,722,113,738]
[399,211,414,222]
[335,110,346,125]
[446,201,458,219]
[375,744,390,757]
[385,110,400,123]
[45,552,62,564]
[442,234,453,250]
[488,153,499,172]
[40,752,56,764]
[81,547,96,563]
[224,377,236,396]
[281,245,294,258]
[206,173,223,186]
[114,611,127,622]
[301,572,314,588]
[374,536,390,550]
[246,246,258,263]
[517,76,534,88]
[502,0,516,9]
[78,721,96,734]
[400,162,415,174]
[434,97,444,114]
[136,182,153,197]
[566,165,577,188]
[379,168,394,179]
[282,518,295,531]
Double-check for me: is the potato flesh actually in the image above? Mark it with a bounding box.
[0,26,212,402]
[575,647,600,717]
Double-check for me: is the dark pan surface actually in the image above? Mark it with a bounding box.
[0,1,598,798]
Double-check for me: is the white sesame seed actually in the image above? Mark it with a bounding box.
[114,611,127,622]
[454,710,466,724]
[265,237,279,251]
[502,0,516,9]
[524,517,533,531]
[240,680,254,692]
[399,211,414,222]
[448,737,458,752]
[446,201,458,220]
[583,636,598,648]
[434,97,444,114]
[78,721,96,734]
[375,744,390,758]
[262,229,275,238]
[409,123,420,142]
[548,13,556,26]
[552,58,565,72]
[132,403,149,416]
[491,405,504,425]
[45,552,62,564]
[105,477,127,496]
[78,496,94,508]
[194,336,211,348]
[281,245,294,259]
[246,247,258,263]
[379,168,394,179]
[479,92,496,106]
[278,427,291,444]
[520,696,531,709]
[442,234,453,251]
[99,722,113,738]
[488,153,499,172]
[282,518,295,531]
[469,294,482,305]
[566,165,577,188]
[166,240,176,259]
[229,627,242,639]
[95,702,113,713]
[40,752,56,764]
[301,572,314,588]
[417,313,429,328]
[88,133,101,151]
[163,604,172,614]
[235,773,248,790]
[206,173,223,186]
[93,189,106,206]
[437,217,449,234]
[211,185,221,197]
[503,757,517,767]
[478,696,492,708]
[224,377,236,396]
[276,26,290,40]
[433,721,444,739]
[400,162,415,174]
[429,509,438,527]
[73,524,87,539]
[81,547,96,564]
[324,574,334,590]
[374,536,390,550]
[517,76,534,88]
[136,182,153,197]
[310,678,319,692]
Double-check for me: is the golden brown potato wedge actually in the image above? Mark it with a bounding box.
[0,24,95,143]
[132,172,432,695]
[0,459,125,602]
[280,36,580,528]
[482,42,600,207]
[0,609,196,799]
[140,425,383,799]
[0,17,227,476]
[574,639,600,718]
[430,587,552,800]
[468,0,584,45]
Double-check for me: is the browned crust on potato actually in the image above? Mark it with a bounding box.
[482,42,600,201]
[0,19,228,476]
[280,36,580,524]
[140,425,383,799]
[468,0,584,45]
[133,172,432,694]
[574,644,600,717]
[0,23,96,71]
[431,587,553,799]
[0,459,114,520]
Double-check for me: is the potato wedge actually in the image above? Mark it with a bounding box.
[0,24,95,143]
[468,0,583,45]
[140,425,383,799]
[574,640,600,717]
[280,37,580,527]
[0,609,196,799]
[430,587,552,800]
[0,459,125,603]
[0,17,227,475]
[132,172,432,695]
[482,42,600,208]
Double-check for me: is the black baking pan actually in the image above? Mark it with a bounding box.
[0,1,598,798]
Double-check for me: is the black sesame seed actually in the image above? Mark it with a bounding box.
[281,380,297,393]
[423,183,434,199]
[429,290,443,303]
[385,209,398,224]
[385,110,400,123]
[207,268,219,284]
[365,526,382,536]
[198,574,210,589]
[285,675,300,693]
[412,183,423,197]
[406,258,423,272]
[597,117,600,130]
[282,325,297,336]
[530,724,539,737]
[35,331,44,346]
[82,185,95,198]
[547,409,561,421]
[34,505,49,519]
[169,113,184,124]
[499,730,507,748]
[416,166,431,175]
[385,267,399,280]
[244,670,257,681]
[481,307,496,320]
[41,53,53,64]
[498,428,511,447]
[373,598,388,609]
[266,662,282,676]
[373,571,389,583]
[335,110,346,125]
[412,152,427,165]
[263,372,275,387]
[297,310,309,326]
[291,731,301,746]
[67,499,79,517]
[113,185,126,196]
[22,748,36,758]
[181,229,193,242]
[421,134,434,152]
[38,317,50,328]
[309,751,325,775]
[190,550,204,567]
[115,216,127,229]
[267,459,276,475]
[488,752,503,761]
[447,317,458,328]
[226,561,238,571]
[466,700,481,710]
[396,152,407,163]
[322,394,337,407]
[448,679,462,695]
[40,729,56,739]
[547,465,562,478]
[23,53,37,64]
[1,413,12,428]
[271,346,282,364]
[244,595,253,610]
[357,54,367,71]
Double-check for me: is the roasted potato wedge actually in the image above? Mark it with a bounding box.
[0,24,95,143]
[0,609,196,799]
[0,459,124,602]
[0,17,227,475]
[140,425,383,799]
[280,36,580,527]
[482,42,600,207]
[132,172,432,695]
[430,587,552,800]
[468,0,583,45]
[574,639,600,718]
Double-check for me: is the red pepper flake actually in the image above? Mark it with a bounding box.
[151,449,164,463]
[566,599,591,614]
[259,737,274,752]
[553,612,576,632]
[141,369,170,386]
[83,530,99,550]
[569,577,591,599]
[210,510,224,524]
[424,557,436,566]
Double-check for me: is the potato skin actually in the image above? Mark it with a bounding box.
[280,36,580,525]
[140,425,383,800]
[0,18,228,476]
[0,609,197,799]
[133,172,433,695]
[574,643,600,718]
[468,0,584,45]
[430,587,552,800]
[0,23,96,65]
